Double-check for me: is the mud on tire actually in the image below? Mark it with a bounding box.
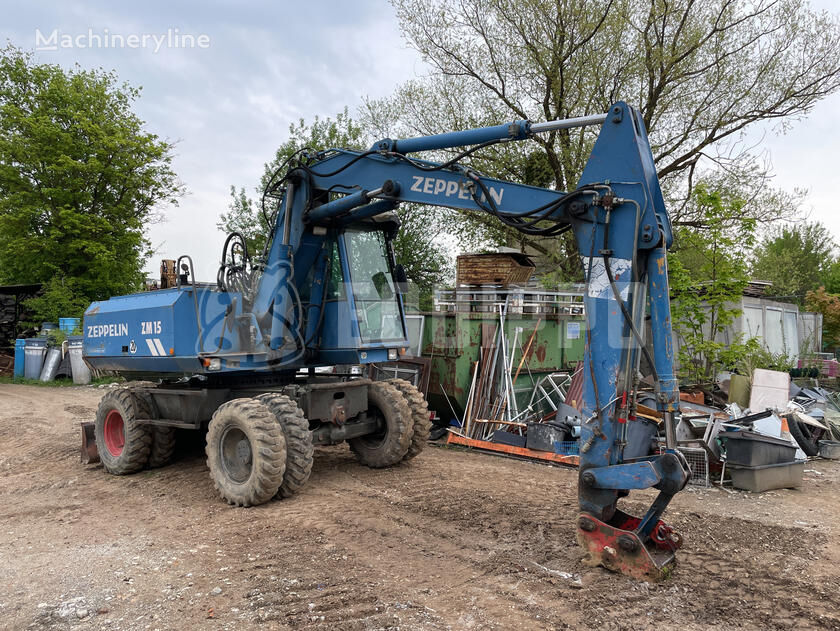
[205,398,287,507]
[94,388,152,475]
[130,389,178,469]
[349,381,413,468]
[148,426,177,468]
[255,393,314,498]
[387,379,431,461]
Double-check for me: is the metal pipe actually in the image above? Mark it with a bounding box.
[529,113,607,134]
[394,122,529,154]
[663,411,677,449]
[282,180,295,245]
[390,113,607,154]
[306,186,393,224]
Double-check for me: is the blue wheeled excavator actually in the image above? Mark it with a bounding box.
[82,101,690,580]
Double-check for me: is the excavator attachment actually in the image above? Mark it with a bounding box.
[576,510,684,581]
[80,422,99,464]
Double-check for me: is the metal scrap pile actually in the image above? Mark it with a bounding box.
[443,301,585,464]
[666,368,840,492]
[445,354,840,491]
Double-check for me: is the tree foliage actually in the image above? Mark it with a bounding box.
[372,0,840,278]
[806,287,840,350]
[751,222,836,302]
[220,109,451,308]
[668,184,757,382]
[0,45,182,320]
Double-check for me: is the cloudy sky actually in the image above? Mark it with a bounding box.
[2,0,839,281]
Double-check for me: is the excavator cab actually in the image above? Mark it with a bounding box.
[285,213,409,367]
[342,226,405,344]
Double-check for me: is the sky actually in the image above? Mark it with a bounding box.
[2,0,839,281]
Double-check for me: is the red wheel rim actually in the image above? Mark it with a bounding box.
[104,410,125,457]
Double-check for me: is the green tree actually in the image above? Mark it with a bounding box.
[751,222,836,302]
[0,46,182,321]
[806,286,840,351]
[669,184,757,382]
[22,276,90,327]
[371,0,840,278]
[220,109,451,308]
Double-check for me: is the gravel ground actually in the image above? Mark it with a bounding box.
[1,383,839,630]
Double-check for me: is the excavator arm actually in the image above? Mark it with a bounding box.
[261,101,690,579]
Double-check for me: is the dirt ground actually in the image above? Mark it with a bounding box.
[1,384,840,630]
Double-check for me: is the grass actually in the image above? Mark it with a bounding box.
[0,376,124,387]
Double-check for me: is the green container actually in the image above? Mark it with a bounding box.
[419,312,585,421]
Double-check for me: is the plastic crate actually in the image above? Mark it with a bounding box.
[719,431,797,467]
[729,460,805,492]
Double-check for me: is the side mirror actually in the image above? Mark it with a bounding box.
[394,264,408,293]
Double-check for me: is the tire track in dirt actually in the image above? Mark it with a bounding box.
[4,384,840,630]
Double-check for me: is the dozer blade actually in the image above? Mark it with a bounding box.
[576,511,681,581]
[80,422,99,464]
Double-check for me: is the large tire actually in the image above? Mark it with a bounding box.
[349,381,413,468]
[788,415,825,457]
[94,388,152,475]
[205,398,287,507]
[148,426,177,468]
[255,393,314,498]
[388,379,431,461]
[130,389,177,469]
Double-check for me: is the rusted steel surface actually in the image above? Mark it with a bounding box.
[80,422,99,464]
[565,362,584,411]
[576,511,678,582]
[446,431,579,466]
[422,313,586,419]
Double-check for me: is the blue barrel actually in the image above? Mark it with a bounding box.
[59,317,81,335]
[14,339,25,378]
[40,322,58,336]
[24,337,48,379]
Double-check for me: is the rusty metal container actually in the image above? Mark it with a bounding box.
[420,311,585,421]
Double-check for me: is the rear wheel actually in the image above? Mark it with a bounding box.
[205,398,286,506]
[131,389,177,469]
[94,388,152,475]
[148,426,177,468]
[255,393,314,498]
[349,381,413,467]
[388,379,431,461]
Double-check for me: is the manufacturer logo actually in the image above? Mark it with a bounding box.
[409,175,504,205]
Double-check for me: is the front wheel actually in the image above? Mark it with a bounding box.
[388,379,431,461]
[349,381,413,468]
[205,398,287,507]
[255,393,314,498]
[94,388,152,475]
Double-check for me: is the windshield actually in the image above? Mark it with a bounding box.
[344,229,405,343]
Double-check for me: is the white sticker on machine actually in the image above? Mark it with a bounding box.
[581,256,632,301]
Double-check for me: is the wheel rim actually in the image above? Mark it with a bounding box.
[363,405,388,448]
[219,426,252,483]
[104,410,125,457]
